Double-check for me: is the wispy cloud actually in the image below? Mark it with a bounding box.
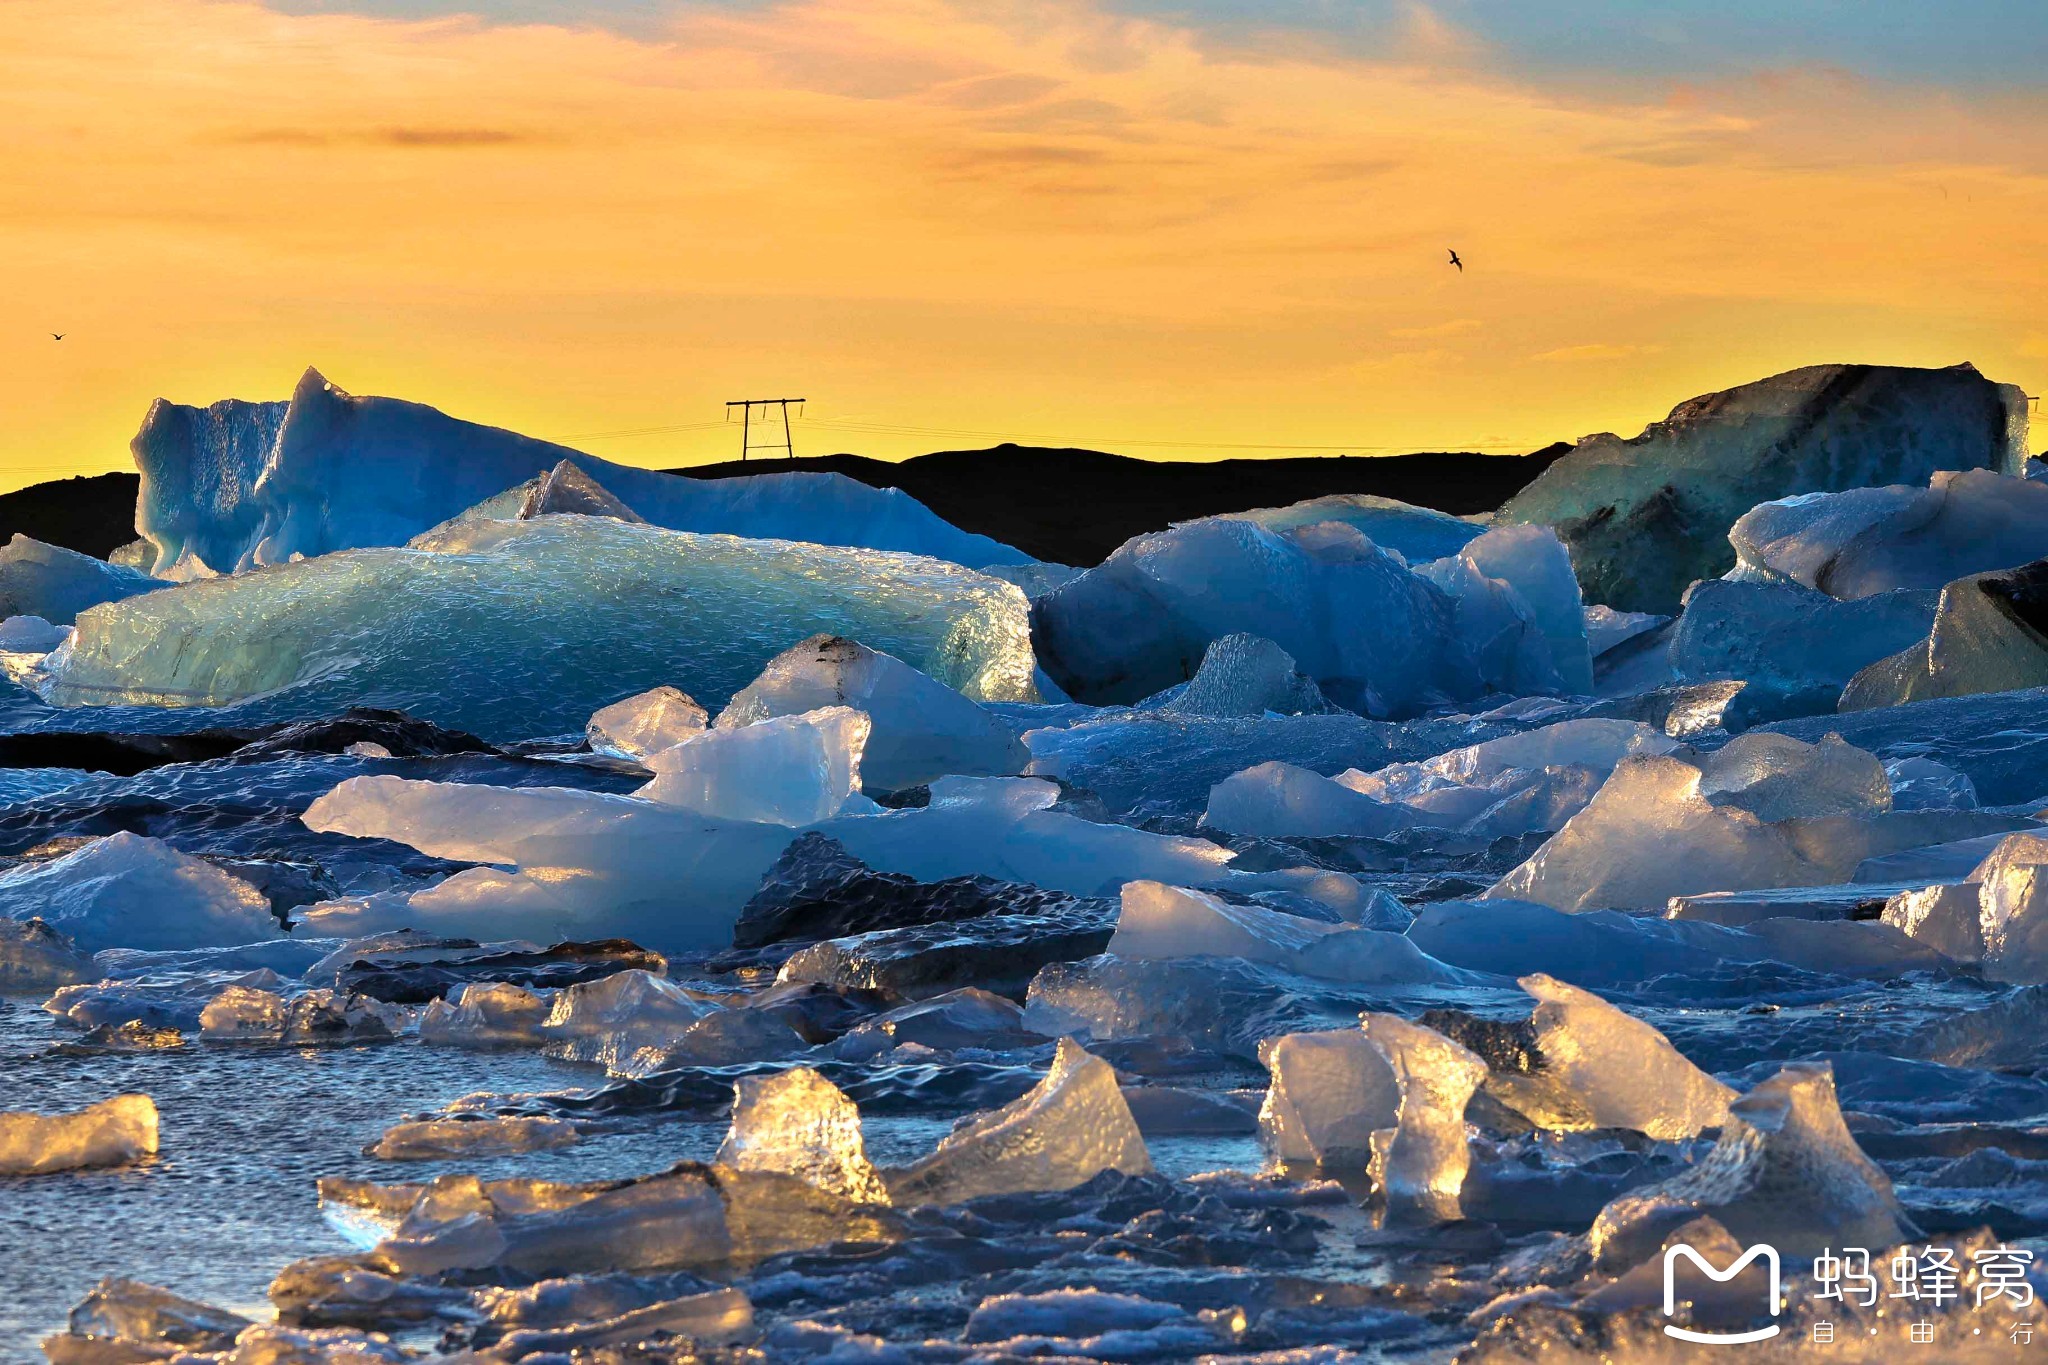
[1531,343,1669,363]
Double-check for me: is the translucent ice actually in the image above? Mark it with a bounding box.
[1728,468,2048,598]
[1107,880,1472,986]
[1585,1062,1912,1264]
[1842,557,2048,709]
[0,917,95,990]
[638,707,875,825]
[714,1067,890,1204]
[1032,513,1584,716]
[0,613,69,652]
[0,832,277,953]
[0,535,165,625]
[1222,493,1484,563]
[1201,760,1422,839]
[890,1037,1152,1205]
[369,1115,579,1161]
[1879,882,1984,962]
[57,1277,250,1353]
[1694,731,1891,823]
[0,1094,158,1175]
[130,367,1026,576]
[538,970,710,1073]
[1451,523,1593,694]
[1518,974,1734,1139]
[716,636,1027,791]
[418,982,553,1048]
[1973,831,2048,984]
[1260,1018,1487,1217]
[1154,633,1335,718]
[585,686,707,761]
[1257,1028,1399,1167]
[39,515,1041,739]
[1497,361,2029,613]
[1669,578,1939,694]
[1884,755,1979,810]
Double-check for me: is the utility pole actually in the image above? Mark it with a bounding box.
[725,398,805,462]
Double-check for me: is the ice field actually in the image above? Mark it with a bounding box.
[8,360,2048,1361]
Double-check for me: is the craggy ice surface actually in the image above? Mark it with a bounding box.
[9,365,2048,1364]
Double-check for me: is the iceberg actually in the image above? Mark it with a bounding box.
[584,686,707,761]
[889,1037,1152,1205]
[38,514,1041,740]
[1497,362,2030,613]
[0,535,164,625]
[1221,493,1484,563]
[131,368,1027,576]
[1841,557,2048,709]
[715,636,1027,791]
[0,1094,159,1175]
[0,832,277,953]
[1031,513,1585,715]
[714,1067,890,1204]
[1518,974,1734,1139]
[1728,468,2048,597]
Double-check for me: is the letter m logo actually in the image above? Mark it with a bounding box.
[1662,1242,1783,1344]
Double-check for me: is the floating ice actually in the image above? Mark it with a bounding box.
[539,970,710,1073]
[479,1288,753,1359]
[368,1115,579,1160]
[1729,468,2048,597]
[1201,760,1422,839]
[1973,831,2048,984]
[585,686,708,761]
[1695,730,1891,823]
[54,1277,251,1355]
[1884,755,1979,810]
[0,535,165,625]
[1222,493,1484,563]
[0,917,95,990]
[1497,361,2030,613]
[1450,523,1593,694]
[1584,1062,1912,1264]
[890,1037,1152,1205]
[39,515,1040,739]
[1518,974,1734,1139]
[0,1094,158,1175]
[0,613,69,652]
[1107,880,1472,986]
[715,636,1027,791]
[1842,557,2048,709]
[1032,513,1585,716]
[0,832,277,953]
[714,1067,889,1204]
[130,367,1025,576]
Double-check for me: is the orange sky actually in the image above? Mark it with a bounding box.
[3,0,2045,492]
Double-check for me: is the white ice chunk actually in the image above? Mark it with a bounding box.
[714,1067,889,1205]
[38,515,1040,741]
[1258,1028,1399,1167]
[0,1094,158,1175]
[1202,761,1419,839]
[586,686,707,761]
[1880,882,1984,962]
[1222,493,1483,563]
[198,983,287,1039]
[890,1037,1151,1205]
[1729,468,2048,598]
[1885,755,1979,811]
[716,635,1027,791]
[638,707,875,825]
[1974,832,2048,984]
[0,832,276,953]
[1694,731,1891,823]
[1519,974,1734,1139]
[1583,605,1668,659]
[1455,523,1593,693]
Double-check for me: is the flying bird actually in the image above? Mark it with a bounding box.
[1447,250,1463,272]
[51,333,63,340]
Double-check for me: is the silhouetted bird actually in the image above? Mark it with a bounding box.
[51,333,63,340]
[1447,250,1462,272]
